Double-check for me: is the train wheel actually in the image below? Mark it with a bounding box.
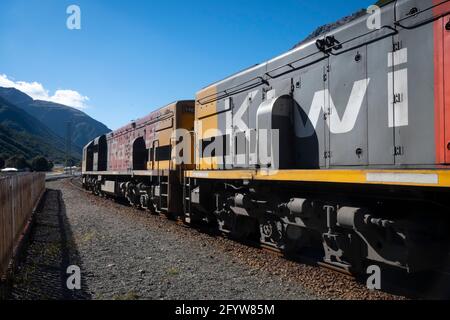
[93,182,100,196]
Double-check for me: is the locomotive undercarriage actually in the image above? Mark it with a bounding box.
[83,174,450,275]
[185,178,450,275]
[82,174,171,216]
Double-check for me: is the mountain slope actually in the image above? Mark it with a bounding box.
[0,96,72,162]
[23,99,111,149]
[293,1,394,49]
[0,86,34,106]
[293,9,366,48]
[0,87,111,149]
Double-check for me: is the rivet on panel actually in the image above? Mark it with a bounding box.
[407,7,418,16]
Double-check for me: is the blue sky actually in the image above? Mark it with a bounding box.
[0,0,374,130]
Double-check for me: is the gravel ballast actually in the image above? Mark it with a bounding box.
[10,180,316,300]
[10,179,404,300]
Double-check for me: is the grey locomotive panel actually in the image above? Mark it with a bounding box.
[205,0,444,170]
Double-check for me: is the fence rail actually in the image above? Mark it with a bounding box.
[0,173,45,278]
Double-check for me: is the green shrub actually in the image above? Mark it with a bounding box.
[5,155,29,170]
[31,156,52,172]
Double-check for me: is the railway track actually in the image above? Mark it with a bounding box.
[69,177,84,190]
[69,177,450,299]
[70,177,354,277]
[71,177,450,300]
[68,177,404,294]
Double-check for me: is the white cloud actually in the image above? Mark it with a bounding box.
[50,90,90,110]
[0,74,89,109]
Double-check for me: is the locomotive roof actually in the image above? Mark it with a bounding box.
[107,100,193,137]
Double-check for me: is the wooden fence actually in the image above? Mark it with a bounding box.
[0,173,45,279]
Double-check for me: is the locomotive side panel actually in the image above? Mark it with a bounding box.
[367,36,396,166]
[392,0,437,166]
[196,86,219,170]
[446,15,450,163]
[82,141,94,172]
[105,102,196,174]
[433,0,450,164]
[107,103,177,173]
[292,61,328,169]
[328,46,368,167]
[148,107,175,172]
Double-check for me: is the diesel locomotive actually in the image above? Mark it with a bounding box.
[83,0,450,275]
[83,101,195,215]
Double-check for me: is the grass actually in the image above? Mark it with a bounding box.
[167,267,179,276]
[112,291,140,300]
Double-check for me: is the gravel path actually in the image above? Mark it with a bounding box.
[11,180,316,300]
[10,187,89,300]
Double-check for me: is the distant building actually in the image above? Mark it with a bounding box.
[64,166,80,175]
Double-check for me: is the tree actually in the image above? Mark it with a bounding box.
[5,156,29,170]
[0,156,4,169]
[31,156,51,172]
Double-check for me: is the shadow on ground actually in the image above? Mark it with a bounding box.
[10,189,91,300]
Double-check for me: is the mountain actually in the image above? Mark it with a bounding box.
[0,96,71,162]
[22,100,111,150]
[293,0,393,49]
[0,86,33,106]
[293,9,367,48]
[0,87,111,150]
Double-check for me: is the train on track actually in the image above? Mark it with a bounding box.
[83,0,450,276]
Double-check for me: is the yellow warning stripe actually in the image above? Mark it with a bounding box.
[185,169,450,188]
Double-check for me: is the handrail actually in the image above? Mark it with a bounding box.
[109,112,175,140]
[197,24,397,106]
[197,77,268,106]
[394,0,450,29]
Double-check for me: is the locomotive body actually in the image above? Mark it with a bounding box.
[83,0,450,275]
[185,0,450,273]
[193,0,450,172]
[83,101,194,215]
